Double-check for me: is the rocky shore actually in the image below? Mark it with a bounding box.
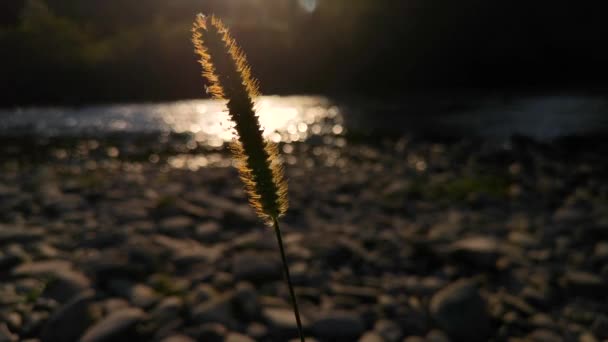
[0,133,607,341]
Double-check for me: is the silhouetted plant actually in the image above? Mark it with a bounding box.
[192,14,304,341]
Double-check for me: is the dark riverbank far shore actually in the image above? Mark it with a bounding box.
[0,132,607,341]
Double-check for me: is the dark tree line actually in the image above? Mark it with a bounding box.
[2,0,607,106]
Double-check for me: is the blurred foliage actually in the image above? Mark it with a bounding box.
[1,0,607,106]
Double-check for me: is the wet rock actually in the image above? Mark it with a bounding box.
[232,252,282,283]
[311,311,365,340]
[79,307,145,342]
[430,280,491,342]
[41,290,96,342]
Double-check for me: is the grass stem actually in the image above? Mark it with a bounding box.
[273,218,305,342]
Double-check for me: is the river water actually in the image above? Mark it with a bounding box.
[1,94,607,146]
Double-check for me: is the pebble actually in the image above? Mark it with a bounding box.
[190,293,238,328]
[262,307,306,338]
[232,252,282,283]
[374,319,403,342]
[311,311,365,340]
[79,307,145,342]
[0,323,17,342]
[225,332,255,342]
[2,133,608,341]
[429,280,491,342]
[359,332,384,342]
[426,329,451,342]
[445,236,502,268]
[40,290,96,342]
[562,271,605,297]
[159,335,196,342]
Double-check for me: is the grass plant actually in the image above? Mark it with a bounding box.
[192,14,304,341]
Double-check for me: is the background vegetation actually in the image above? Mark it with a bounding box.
[1,0,607,106]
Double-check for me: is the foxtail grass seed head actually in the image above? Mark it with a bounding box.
[192,14,288,225]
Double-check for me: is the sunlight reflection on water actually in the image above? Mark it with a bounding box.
[0,96,345,147]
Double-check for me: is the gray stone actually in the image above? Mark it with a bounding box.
[225,333,255,342]
[191,323,227,342]
[562,271,605,297]
[41,290,96,342]
[232,252,282,283]
[330,283,378,303]
[108,279,159,308]
[311,311,365,340]
[159,216,194,236]
[430,280,491,342]
[159,335,196,342]
[262,306,308,338]
[79,308,145,342]
[234,282,261,320]
[402,337,426,342]
[374,319,403,342]
[4,312,22,332]
[12,260,91,303]
[151,296,183,320]
[246,322,268,340]
[195,222,222,242]
[21,311,49,338]
[426,329,451,342]
[446,236,502,268]
[579,332,599,342]
[191,293,237,328]
[592,315,608,339]
[0,227,43,245]
[0,323,17,342]
[359,332,384,342]
[527,329,563,342]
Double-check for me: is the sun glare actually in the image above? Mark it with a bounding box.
[298,0,318,13]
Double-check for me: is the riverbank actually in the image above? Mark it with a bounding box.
[0,133,607,341]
